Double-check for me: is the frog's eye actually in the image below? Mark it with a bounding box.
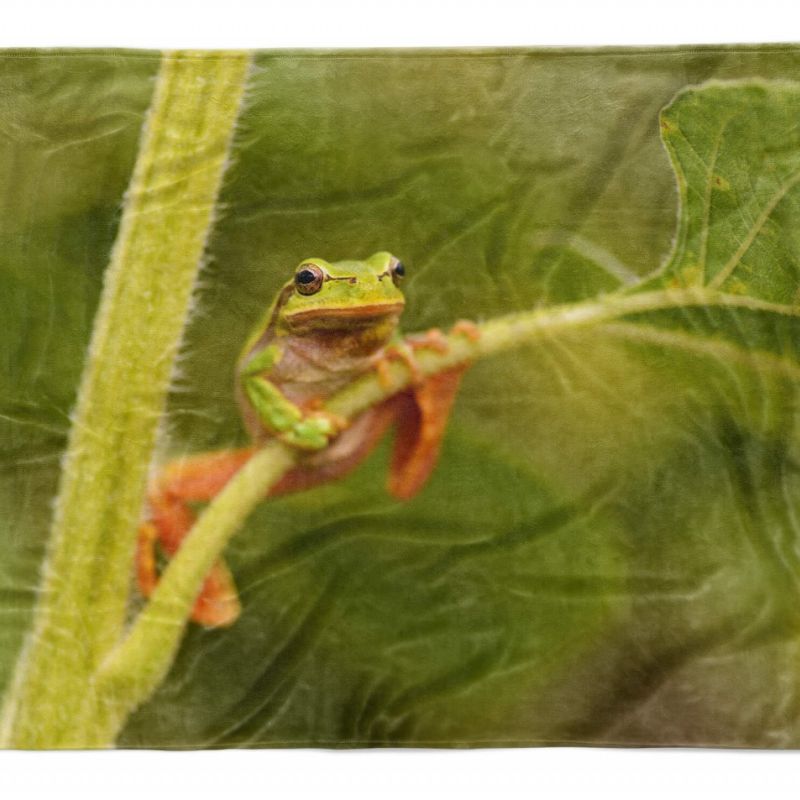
[390,260,406,285]
[295,264,324,295]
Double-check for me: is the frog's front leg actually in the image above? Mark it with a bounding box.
[241,344,344,450]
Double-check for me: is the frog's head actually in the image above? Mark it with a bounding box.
[279,252,406,331]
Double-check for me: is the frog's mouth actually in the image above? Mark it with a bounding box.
[285,302,405,329]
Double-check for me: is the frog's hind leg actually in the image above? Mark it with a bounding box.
[388,367,467,500]
[137,447,256,627]
[137,410,397,628]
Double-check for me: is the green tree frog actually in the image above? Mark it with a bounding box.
[137,252,478,627]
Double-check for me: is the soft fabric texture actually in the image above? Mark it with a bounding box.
[2,46,800,748]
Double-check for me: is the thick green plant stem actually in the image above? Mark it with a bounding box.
[0,51,252,749]
[88,284,799,742]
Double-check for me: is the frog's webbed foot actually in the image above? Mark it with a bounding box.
[376,321,480,389]
[451,319,481,342]
[375,327,451,390]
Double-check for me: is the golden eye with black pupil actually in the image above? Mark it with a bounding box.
[391,260,405,285]
[295,264,324,295]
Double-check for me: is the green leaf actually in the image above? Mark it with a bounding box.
[658,80,800,299]
[6,49,800,748]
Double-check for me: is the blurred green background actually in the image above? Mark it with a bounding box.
[3,47,800,747]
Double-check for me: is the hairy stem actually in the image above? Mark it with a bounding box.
[0,50,252,749]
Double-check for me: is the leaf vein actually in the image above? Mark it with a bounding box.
[710,165,800,289]
[598,320,800,382]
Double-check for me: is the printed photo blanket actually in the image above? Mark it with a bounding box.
[1,46,800,748]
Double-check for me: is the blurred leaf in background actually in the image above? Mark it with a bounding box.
[4,47,800,748]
